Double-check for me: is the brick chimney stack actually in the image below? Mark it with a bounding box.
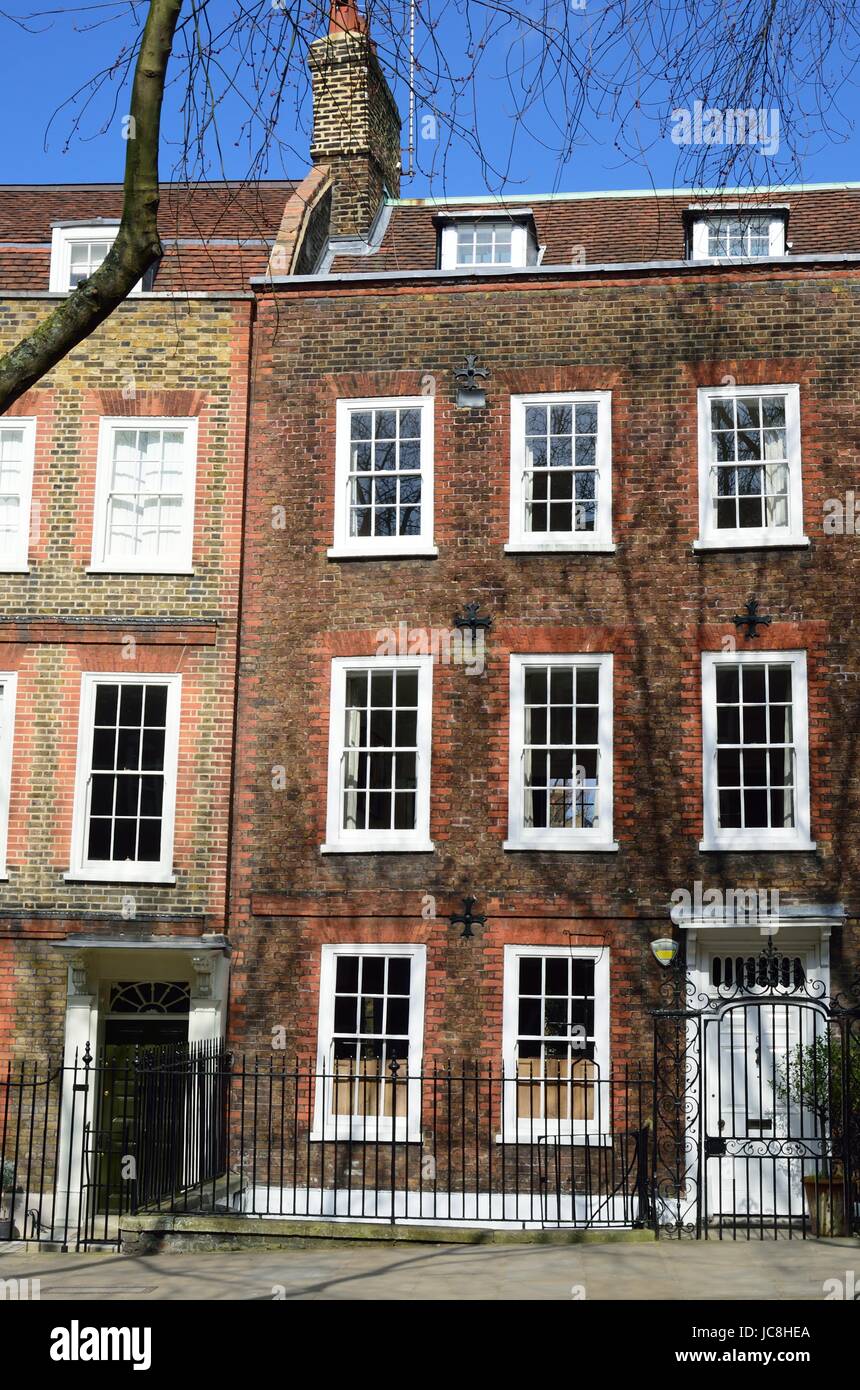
[309,0,402,239]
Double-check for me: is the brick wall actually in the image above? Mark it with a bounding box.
[230,263,860,1057]
[0,295,251,1060]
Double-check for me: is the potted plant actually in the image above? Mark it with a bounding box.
[0,1158,19,1240]
[776,1030,860,1237]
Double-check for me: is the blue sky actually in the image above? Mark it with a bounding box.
[1,2,860,195]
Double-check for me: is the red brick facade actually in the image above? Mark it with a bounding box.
[1,0,859,1111]
[229,262,860,1068]
[2,5,860,1250]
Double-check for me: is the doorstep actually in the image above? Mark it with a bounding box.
[120,1213,656,1253]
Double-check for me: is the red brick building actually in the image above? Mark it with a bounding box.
[2,0,860,1241]
[226,4,860,1230]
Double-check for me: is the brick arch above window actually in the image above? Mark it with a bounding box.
[96,390,208,418]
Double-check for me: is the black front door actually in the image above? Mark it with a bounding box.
[95,1016,188,1212]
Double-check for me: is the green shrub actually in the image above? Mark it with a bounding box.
[775,1031,860,1146]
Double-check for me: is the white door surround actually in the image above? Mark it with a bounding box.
[50,935,229,1232]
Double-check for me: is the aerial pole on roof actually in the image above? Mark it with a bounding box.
[405,0,416,179]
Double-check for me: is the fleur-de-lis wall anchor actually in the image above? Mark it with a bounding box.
[454,354,489,408]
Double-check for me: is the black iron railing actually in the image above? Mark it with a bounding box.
[7,1029,856,1248]
[139,1052,654,1229]
[0,1046,652,1243]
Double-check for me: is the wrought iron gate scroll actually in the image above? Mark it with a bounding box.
[651,940,859,1239]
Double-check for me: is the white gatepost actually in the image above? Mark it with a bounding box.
[53,955,97,1244]
[188,953,227,1045]
[183,953,229,1189]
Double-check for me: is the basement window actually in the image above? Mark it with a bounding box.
[502,945,610,1142]
[313,944,426,1140]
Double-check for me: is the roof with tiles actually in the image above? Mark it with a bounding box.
[0,180,297,292]
[326,184,860,275]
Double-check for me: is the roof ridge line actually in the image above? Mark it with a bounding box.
[387,181,860,207]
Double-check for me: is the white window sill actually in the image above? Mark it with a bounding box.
[504,838,619,853]
[55,287,144,297]
[504,541,616,555]
[495,1131,613,1147]
[64,869,177,884]
[86,566,195,576]
[326,545,438,561]
[320,840,435,855]
[699,838,816,853]
[309,1128,422,1144]
[452,260,529,271]
[688,254,787,265]
[693,535,810,552]
[0,566,30,575]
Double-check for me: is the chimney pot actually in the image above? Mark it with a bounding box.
[329,0,367,34]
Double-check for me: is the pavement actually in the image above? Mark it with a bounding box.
[1,1236,859,1300]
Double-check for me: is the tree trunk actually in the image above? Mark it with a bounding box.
[0,0,183,414]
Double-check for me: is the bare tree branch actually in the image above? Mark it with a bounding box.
[2,0,860,410]
[0,0,181,412]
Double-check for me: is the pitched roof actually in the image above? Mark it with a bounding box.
[326,184,860,275]
[0,180,297,292]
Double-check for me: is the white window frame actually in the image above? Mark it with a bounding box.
[90,417,198,574]
[506,391,614,553]
[329,396,436,559]
[690,214,785,260]
[695,384,807,550]
[700,650,814,852]
[505,653,617,852]
[0,418,35,573]
[0,673,19,879]
[439,219,534,270]
[66,672,182,883]
[501,944,610,1144]
[322,655,434,854]
[312,942,426,1141]
[49,223,143,294]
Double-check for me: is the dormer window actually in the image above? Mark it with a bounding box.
[49,222,143,294]
[438,213,538,270]
[689,212,785,260]
[69,238,114,287]
[455,221,513,266]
